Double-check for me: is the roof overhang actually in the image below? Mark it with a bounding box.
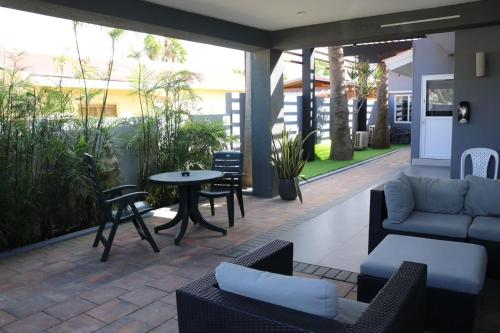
[384,49,413,77]
[0,0,499,51]
[344,40,414,63]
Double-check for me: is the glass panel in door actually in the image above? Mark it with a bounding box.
[426,79,454,117]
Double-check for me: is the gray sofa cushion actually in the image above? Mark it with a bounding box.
[384,172,414,223]
[465,175,500,217]
[407,176,468,214]
[215,262,338,318]
[383,211,472,239]
[361,235,487,294]
[469,216,500,242]
[334,298,369,324]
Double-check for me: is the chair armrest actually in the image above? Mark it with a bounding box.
[232,239,294,276]
[103,185,137,198]
[368,185,389,252]
[105,192,148,205]
[347,261,427,333]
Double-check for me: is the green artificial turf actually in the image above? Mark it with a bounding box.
[300,143,408,179]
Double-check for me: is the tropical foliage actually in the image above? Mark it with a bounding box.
[271,128,315,203]
[0,52,118,251]
[128,49,227,207]
[0,24,224,251]
[315,59,329,78]
[163,38,187,63]
[141,34,188,64]
[347,60,379,137]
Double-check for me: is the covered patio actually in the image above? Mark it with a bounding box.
[0,150,406,331]
[0,149,498,332]
[1,1,500,332]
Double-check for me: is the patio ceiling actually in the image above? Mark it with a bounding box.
[0,0,499,51]
[145,0,479,31]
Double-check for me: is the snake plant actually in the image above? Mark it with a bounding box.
[271,128,316,203]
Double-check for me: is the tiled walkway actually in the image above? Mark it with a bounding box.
[1,148,496,332]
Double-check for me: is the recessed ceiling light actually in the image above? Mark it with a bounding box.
[296,10,307,15]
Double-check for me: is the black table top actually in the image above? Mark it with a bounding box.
[149,170,224,186]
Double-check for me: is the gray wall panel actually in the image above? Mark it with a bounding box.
[411,38,455,159]
[451,25,500,178]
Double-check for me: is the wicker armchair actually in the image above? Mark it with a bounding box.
[176,240,427,333]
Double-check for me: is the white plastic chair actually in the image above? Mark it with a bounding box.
[460,148,499,179]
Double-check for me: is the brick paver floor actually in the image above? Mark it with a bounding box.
[1,148,497,332]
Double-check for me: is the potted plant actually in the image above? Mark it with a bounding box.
[271,128,315,202]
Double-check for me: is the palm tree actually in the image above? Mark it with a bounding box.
[328,46,353,160]
[163,38,187,63]
[347,60,376,141]
[372,62,390,149]
[143,35,163,61]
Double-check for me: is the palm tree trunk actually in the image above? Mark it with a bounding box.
[328,46,353,161]
[372,62,390,149]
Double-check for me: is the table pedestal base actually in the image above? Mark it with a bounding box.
[154,185,226,245]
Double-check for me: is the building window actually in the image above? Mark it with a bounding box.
[79,104,118,118]
[394,95,411,123]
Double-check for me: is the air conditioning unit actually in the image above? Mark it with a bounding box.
[368,125,375,146]
[368,125,391,146]
[354,131,368,150]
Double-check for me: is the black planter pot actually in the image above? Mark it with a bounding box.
[278,179,297,201]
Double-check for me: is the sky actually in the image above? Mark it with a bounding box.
[0,7,245,72]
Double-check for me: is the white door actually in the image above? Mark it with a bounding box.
[420,75,454,159]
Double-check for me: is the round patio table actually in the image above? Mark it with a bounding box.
[149,170,227,245]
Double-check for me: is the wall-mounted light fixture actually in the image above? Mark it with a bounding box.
[476,52,486,77]
[458,101,470,124]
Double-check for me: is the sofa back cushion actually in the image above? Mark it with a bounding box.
[465,175,500,217]
[216,262,338,318]
[408,176,468,214]
[384,172,414,223]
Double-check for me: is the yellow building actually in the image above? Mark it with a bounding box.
[1,50,245,118]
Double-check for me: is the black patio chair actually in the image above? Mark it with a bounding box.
[84,153,159,262]
[198,151,245,227]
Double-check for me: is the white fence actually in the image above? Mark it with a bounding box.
[225,92,374,148]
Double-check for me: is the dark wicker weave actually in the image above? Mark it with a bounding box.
[177,240,427,333]
[369,185,500,277]
[359,273,477,333]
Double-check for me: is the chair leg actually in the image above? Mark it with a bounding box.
[101,218,120,262]
[131,217,145,239]
[130,204,159,253]
[236,188,245,217]
[93,218,106,248]
[227,194,234,227]
[138,218,159,252]
[210,198,215,216]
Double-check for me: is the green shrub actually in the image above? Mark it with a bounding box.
[0,64,117,251]
[128,65,228,207]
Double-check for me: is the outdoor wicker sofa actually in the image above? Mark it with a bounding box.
[176,240,427,333]
[369,184,500,277]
